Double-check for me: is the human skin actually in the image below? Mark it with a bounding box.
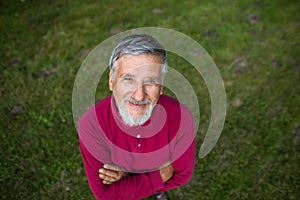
[109,54,163,118]
[99,53,174,185]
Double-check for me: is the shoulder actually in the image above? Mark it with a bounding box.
[158,95,179,109]
[79,96,112,126]
[94,96,112,113]
[158,95,191,115]
[158,95,190,112]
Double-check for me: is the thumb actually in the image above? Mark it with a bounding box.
[103,164,127,172]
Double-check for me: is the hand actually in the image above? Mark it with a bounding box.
[99,164,128,185]
[159,161,174,183]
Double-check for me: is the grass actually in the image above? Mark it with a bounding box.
[1,0,299,199]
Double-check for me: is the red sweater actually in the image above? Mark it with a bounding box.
[78,95,196,200]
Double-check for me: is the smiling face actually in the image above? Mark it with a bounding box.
[109,54,164,126]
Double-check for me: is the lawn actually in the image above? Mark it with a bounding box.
[1,0,299,199]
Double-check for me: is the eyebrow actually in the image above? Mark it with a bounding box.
[120,73,161,82]
[145,76,160,81]
[120,73,135,78]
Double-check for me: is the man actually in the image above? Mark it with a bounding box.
[78,34,196,200]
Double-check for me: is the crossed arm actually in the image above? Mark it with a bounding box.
[99,162,174,185]
[78,103,196,199]
[79,138,195,200]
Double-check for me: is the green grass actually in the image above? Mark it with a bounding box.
[1,0,299,199]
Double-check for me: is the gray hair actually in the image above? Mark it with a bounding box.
[109,34,167,79]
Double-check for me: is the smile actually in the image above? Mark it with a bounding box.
[128,101,146,107]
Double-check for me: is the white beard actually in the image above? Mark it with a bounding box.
[118,98,154,127]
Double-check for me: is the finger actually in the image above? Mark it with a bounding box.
[99,168,120,179]
[102,180,113,185]
[99,173,117,183]
[103,164,122,171]
[159,160,172,169]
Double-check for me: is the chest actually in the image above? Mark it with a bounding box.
[107,123,173,172]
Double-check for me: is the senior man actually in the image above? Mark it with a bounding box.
[78,34,196,200]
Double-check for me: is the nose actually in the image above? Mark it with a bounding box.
[132,84,146,101]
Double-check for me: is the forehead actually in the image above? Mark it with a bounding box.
[116,54,163,76]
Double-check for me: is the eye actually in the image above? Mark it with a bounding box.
[145,78,160,85]
[124,77,133,81]
[122,76,134,82]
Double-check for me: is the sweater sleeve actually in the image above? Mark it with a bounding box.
[156,105,196,192]
[158,139,196,192]
[78,108,164,200]
[79,140,164,200]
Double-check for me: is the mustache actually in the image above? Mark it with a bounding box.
[124,98,152,105]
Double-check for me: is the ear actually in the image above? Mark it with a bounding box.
[109,71,114,91]
[160,86,164,95]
